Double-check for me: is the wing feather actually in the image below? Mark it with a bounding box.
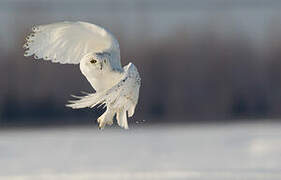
[23,21,121,66]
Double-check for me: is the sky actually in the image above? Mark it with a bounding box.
[0,0,281,51]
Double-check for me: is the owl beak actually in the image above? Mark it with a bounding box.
[100,62,103,70]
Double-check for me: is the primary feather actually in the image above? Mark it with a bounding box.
[24,21,122,69]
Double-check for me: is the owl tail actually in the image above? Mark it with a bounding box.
[66,92,111,129]
[66,91,106,109]
[66,91,120,128]
[66,91,131,130]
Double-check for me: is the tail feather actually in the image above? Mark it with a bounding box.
[66,92,105,109]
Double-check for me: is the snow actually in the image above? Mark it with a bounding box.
[0,122,281,179]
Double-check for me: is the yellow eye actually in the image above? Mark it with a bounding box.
[90,59,97,64]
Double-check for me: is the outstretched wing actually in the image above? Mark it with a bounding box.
[23,21,121,68]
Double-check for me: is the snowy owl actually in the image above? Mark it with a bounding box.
[23,21,141,129]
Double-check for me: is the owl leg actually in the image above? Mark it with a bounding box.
[128,104,136,117]
[116,108,128,129]
[97,107,114,129]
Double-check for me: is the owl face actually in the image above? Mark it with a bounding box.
[80,52,110,75]
[88,56,107,71]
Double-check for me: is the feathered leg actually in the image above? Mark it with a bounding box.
[116,108,128,129]
[97,107,115,129]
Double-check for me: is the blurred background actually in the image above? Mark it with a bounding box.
[1,0,281,179]
[2,0,281,126]
[2,0,281,125]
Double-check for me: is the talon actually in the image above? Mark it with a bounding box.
[106,120,113,126]
[98,123,105,130]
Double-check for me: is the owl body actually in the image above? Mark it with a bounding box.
[23,21,141,129]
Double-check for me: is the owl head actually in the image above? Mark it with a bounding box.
[80,52,111,75]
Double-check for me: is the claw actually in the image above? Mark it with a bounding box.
[106,120,113,125]
[98,120,106,130]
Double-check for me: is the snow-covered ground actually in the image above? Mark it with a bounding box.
[0,122,281,180]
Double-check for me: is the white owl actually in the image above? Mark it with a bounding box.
[23,21,141,129]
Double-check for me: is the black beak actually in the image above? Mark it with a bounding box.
[100,62,103,70]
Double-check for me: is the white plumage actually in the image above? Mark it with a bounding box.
[23,21,141,129]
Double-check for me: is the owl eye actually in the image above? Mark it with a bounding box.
[90,59,97,64]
